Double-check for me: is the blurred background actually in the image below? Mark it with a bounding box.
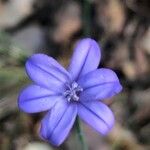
[0,0,150,150]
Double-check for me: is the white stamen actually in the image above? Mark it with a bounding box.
[64,82,83,102]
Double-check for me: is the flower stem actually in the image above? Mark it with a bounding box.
[76,117,88,150]
[82,0,91,36]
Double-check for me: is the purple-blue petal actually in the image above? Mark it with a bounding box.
[40,100,77,146]
[26,54,71,93]
[78,68,122,101]
[68,38,101,81]
[18,84,62,113]
[78,101,114,135]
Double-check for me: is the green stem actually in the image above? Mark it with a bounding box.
[83,0,91,36]
[76,117,88,150]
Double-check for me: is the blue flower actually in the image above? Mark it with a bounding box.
[18,38,122,146]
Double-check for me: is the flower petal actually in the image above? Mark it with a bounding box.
[26,54,71,92]
[78,101,114,135]
[78,68,122,101]
[18,84,62,113]
[68,38,101,80]
[40,100,77,146]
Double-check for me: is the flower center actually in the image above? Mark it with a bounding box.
[64,82,83,102]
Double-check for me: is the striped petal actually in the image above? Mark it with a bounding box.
[78,68,122,101]
[40,100,77,146]
[18,84,62,113]
[78,101,114,135]
[26,54,71,93]
[68,38,101,81]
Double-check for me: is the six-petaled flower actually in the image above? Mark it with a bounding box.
[18,38,122,146]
